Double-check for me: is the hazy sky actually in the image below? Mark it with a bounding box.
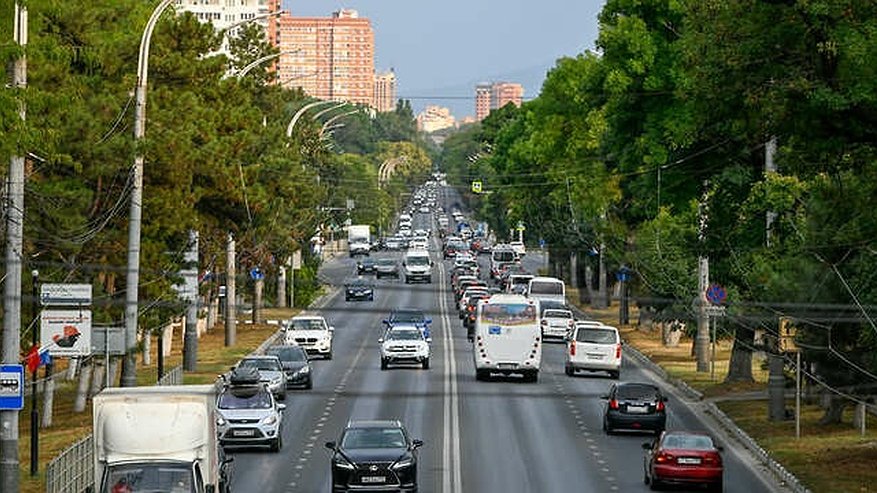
[281,1,606,116]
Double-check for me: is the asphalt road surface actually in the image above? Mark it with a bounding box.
[228,201,783,492]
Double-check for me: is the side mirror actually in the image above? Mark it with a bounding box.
[411,439,424,450]
[221,457,235,465]
[426,337,433,344]
[324,441,336,451]
[329,326,335,332]
[278,403,287,411]
[600,394,609,400]
[641,442,652,450]
[662,396,669,402]
[378,338,384,343]
[716,445,724,452]
[383,319,390,326]
[425,318,432,324]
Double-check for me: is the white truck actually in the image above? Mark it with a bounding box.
[348,224,372,257]
[93,385,231,493]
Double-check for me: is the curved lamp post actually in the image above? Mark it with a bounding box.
[236,49,300,79]
[121,0,175,387]
[286,100,337,138]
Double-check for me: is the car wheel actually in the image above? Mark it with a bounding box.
[603,418,613,435]
[564,364,574,377]
[709,479,723,492]
[270,435,282,453]
[369,295,374,301]
[475,369,488,381]
[405,277,410,284]
[422,358,430,370]
[279,391,287,401]
[305,378,313,390]
[325,350,333,360]
[381,358,388,370]
[611,370,620,380]
[649,477,662,491]
[643,470,650,485]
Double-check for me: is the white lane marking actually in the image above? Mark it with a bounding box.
[438,249,463,493]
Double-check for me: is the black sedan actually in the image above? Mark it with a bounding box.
[356,258,377,275]
[325,420,422,492]
[345,279,375,301]
[265,344,312,389]
[602,382,668,435]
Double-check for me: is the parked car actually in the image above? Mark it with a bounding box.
[601,382,667,434]
[565,322,622,379]
[380,324,431,370]
[325,420,422,492]
[216,366,285,452]
[265,344,312,389]
[345,278,375,302]
[235,355,287,401]
[375,258,400,279]
[643,431,723,492]
[284,315,334,359]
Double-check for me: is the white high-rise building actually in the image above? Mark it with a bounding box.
[175,0,274,56]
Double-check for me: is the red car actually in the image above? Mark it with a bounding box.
[642,431,723,491]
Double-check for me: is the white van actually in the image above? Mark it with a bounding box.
[403,249,433,284]
[527,276,566,304]
[473,294,541,382]
[565,323,621,379]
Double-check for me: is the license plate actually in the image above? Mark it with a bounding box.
[498,363,517,369]
[626,405,648,414]
[588,354,604,360]
[233,429,255,437]
[361,476,386,483]
[677,457,701,465]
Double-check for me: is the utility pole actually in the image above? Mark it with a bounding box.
[253,275,263,324]
[765,136,787,421]
[183,230,199,371]
[277,267,287,308]
[29,270,38,477]
[1,4,27,490]
[121,0,175,388]
[225,233,236,346]
[695,183,711,372]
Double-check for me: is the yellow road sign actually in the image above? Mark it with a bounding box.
[471,180,482,194]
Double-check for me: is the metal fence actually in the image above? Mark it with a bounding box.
[45,434,93,493]
[46,365,185,492]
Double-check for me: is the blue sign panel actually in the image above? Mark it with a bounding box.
[706,284,727,305]
[250,267,264,281]
[0,364,24,411]
[488,325,502,335]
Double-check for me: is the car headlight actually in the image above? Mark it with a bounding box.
[216,416,226,426]
[334,456,355,470]
[392,457,414,470]
[296,366,310,375]
[262,414,278,425]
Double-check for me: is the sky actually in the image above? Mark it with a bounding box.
[281,0,607,117]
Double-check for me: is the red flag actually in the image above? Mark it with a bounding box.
[25,344,39,374]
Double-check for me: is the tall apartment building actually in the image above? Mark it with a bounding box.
[175,0,274,55]
[276,9,375,106]
[475,81,524,120]
[416,106,456,133]
[374,70,398,113]
[475,84,492,121]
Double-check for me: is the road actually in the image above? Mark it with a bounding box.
[228,199,782,492]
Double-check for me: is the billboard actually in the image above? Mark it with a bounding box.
[40,310,92,357]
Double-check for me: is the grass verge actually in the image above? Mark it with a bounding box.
[17,309,295,493]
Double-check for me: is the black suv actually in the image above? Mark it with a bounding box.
[602,382,668,435]
[325,420,422,493]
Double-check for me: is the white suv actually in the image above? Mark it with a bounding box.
[380,324,431,370]
[284,315,334,359]
[565,322,622,379]
[216,375,285,452]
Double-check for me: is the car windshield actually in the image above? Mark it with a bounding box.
[377,259,395,266]
[530,280,564,295]
[341,427,407,449]
[392,311,424,323]
[239,359,281,371]
[407,255,430,266]
[576,328,617,344]
[291,319,325,331]
[616,384,660,401]
[103,463,193,493]
[544,310,572,319]
[217,390,272,409]
[266,346,307,362]
[480,303,537,325]
[493,250,516,262]
[389,329,423,341]
[662,434,715,450]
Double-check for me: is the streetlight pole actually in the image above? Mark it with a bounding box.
[286,100,338,138]
[1,3,27,490]
[29,270,39,477]
[121,0,175,388]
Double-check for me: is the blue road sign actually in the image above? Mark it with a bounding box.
[250,267,264,281]
[0,364,24,411]
[616,267,631,282]
[706,284,727,305]
[539,238,546,249]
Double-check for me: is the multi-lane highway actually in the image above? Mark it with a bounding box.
[228,203,784,492]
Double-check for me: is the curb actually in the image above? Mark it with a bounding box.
[568,303,810,493]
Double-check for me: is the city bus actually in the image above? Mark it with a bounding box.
[473,294,541,382]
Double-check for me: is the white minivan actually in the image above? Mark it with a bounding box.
[565,322,621,379]
[403,249,433,284]
[473,294,541,382]
[527,276,566,305]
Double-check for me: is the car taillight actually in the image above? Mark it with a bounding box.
[655,452,674,464]
[569,341,576,356]
[656,400,665,412]
[703,453,721,466]
[609,399,619,410]
[541,319,547,326]
[615,343,622,359]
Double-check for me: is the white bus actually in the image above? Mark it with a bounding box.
[473,294,541,382]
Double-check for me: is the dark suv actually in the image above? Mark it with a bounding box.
[602,382,668,435]
[325,420,422,492]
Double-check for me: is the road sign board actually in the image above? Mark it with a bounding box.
[706,284,727,305]
[0,365,24,410]
[250,267,264,281]
[291,250,302,270]
[705,305,726,317]
[471,181,482,194]
[40,283,92,306]
[91,327,126,356]
[40,309,92,357]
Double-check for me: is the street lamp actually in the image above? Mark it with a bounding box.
[235,49,300,79]
[122,0,175,388]
[286,100,338,138]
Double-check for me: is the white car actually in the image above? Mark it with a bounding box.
[216,369,286,452]
[380,324,431,370]
[284,315,334,359]
[540,308,575,340]
[410,237,429,250]
[565,322,621,379]
[509,241,526,257]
